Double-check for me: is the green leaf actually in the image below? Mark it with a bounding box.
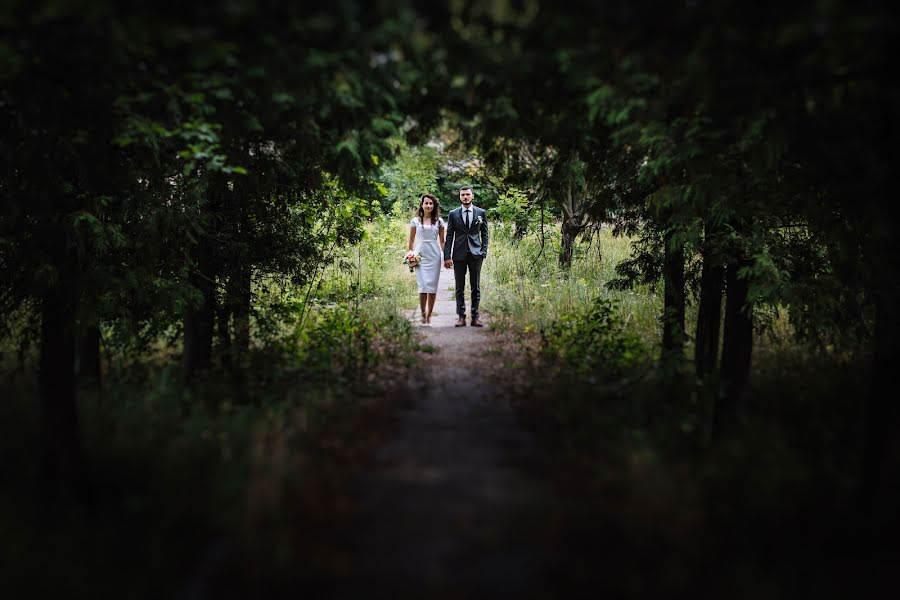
[336,136,360,164]
[273,92,295,105]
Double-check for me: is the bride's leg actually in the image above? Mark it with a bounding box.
[426,293,437,323]
[419,293,427,322]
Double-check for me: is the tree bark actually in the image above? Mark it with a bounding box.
[231,265,252,356]
[40,287,86,502]
[695,248,724,380]
[513,218,528,240]
[714,258,753,437]
[557,178,585,268]
[661,227,686,371]
[183,235,216,383]
[77,324,101,387]
[559,221,580,268]
[217,287,232,368]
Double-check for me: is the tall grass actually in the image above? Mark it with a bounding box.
[482,222,662,345]
[298,215,816,372]
[316,216,661,348]
[315,215,419,317]
[481,221,810,367]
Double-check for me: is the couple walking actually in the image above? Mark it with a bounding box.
[407,186,488,327]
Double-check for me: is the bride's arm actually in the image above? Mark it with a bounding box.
[408,221,416,252]
[439,220,446,248]
[443,215,454,261]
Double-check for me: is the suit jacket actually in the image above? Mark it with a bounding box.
[444,205,489,262]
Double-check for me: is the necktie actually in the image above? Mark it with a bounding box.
[464,209,470,227]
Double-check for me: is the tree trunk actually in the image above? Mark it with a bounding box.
[559,221,579,268]
[714,259,753,437]
[40,287,86,502]
[183,236,216,383]
[661,228,686,371]
[231,265,252,356]
[860,288,900,514]
[513,218,528,240]
[217,288,231,368]
[557,176,585,269]
[77,324,101,387]
[695,249,724,380]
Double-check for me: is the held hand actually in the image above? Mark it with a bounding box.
[444,259,453,269]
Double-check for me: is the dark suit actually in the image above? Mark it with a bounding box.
[443,205,489,320]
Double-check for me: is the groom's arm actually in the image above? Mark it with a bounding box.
[443,212,455,261]
[480,209,489,258]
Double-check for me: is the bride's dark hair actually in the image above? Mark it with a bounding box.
[417,194,441,226]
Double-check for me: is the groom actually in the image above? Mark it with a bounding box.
[443,186,489,327]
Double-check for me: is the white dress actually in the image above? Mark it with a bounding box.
[411,217,444,293]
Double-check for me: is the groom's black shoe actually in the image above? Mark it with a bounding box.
[470,319,484,327]
[455,317,466,327]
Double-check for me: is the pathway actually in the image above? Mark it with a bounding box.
[329,265,565,598]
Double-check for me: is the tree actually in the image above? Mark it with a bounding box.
[0,0,435,498]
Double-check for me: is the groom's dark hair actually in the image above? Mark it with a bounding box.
[459,186,473,193]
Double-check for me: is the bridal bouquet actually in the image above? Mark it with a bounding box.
[404,251,422,272]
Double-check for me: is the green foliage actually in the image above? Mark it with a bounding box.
[378,140,440,216]
[430,0,893,375]
[484,223,661,345]
[541,297,649,380]
[315,216,418,313]
[295,304,416,383]
[488,186,544,238]
[0,283,419,595]
[1,1,434,366]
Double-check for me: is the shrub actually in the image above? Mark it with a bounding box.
[541,296,649,380]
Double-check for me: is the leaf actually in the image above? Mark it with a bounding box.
[336,136,360,164]
[273,92,295,105]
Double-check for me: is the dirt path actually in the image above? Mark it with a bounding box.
[329,266,566,598]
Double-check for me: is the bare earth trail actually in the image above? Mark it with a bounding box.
[328,266,574,599]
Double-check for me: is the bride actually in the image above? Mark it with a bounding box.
[407,194,445,325]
